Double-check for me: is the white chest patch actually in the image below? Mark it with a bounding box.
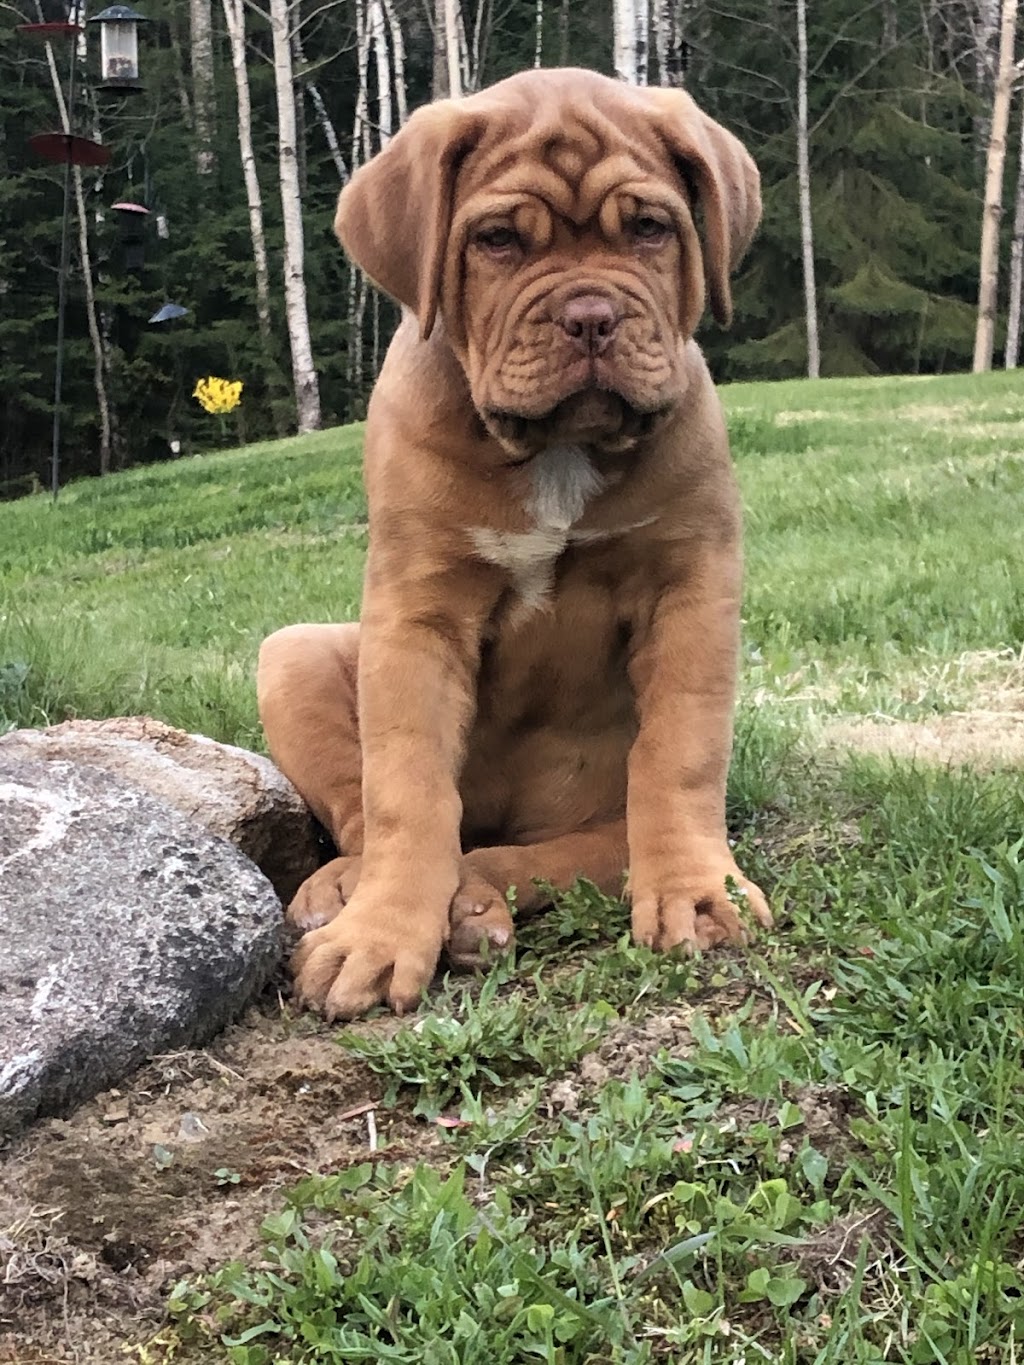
[469,445,654,620]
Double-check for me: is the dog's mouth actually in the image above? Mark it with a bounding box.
[483,387,671,460]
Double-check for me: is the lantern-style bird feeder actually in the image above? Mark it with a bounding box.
[89,6,148,92]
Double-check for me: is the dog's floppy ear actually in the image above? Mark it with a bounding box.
[334,102,483,341]
[645,89,761,327]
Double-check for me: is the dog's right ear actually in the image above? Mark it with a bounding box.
[335,103,483,342]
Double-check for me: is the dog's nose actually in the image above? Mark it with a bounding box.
[559,294,620,355]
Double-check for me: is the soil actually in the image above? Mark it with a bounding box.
[823,646,1024,769]
[0,994,441,1365]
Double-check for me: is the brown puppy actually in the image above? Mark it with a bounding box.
[257,67,771,1021]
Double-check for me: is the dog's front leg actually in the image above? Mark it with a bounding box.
[626,545,772,953]
[291,576,486,1020]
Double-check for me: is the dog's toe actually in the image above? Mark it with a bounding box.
[286,856,362,932]
[447,886,515,969]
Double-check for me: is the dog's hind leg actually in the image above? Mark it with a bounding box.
[448,821,629,967]
[257,622,365,855]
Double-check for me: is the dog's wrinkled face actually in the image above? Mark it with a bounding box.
[335,69,760,460]
[454,125,704,456]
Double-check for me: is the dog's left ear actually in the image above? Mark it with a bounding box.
[335,102,484,341]
[645,89,761,327]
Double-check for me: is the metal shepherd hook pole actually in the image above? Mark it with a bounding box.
[51,24,80,503]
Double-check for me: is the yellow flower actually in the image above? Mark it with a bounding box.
[192,376,243,415]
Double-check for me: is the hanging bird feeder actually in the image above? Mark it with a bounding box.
[112,202,150,270]
[89,5,148,93]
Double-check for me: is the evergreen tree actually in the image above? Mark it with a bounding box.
[0,0,1018,495]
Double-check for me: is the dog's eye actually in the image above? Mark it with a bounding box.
[630,217,671,245]
[475,226,520,253]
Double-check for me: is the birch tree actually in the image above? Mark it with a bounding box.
[444,0,463,97]
[190,0,216,174]
[292,17,349,180]
[613,0,649,84]
[634,0,650,84]
[1005,99,1024,366]
[467,0,489,89]
[269,0,322,431]
[653,0,684,87]
[370,0,393,144]
[973,0,1019,372]
[432,0,448,97]
[221,0,274,364]
[613,0,639,83]
[381,0,408,125]
[347,0,372,391]
[797,0,821,378]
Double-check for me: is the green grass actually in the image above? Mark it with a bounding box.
[3,370,1024,1361]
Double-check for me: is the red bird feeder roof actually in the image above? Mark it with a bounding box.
[29,133,111,167]
[16,22,83,37]
[112,201,150,214]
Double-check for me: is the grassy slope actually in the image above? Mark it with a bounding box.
[3,371,1024,1362]
[2,370,1022,743]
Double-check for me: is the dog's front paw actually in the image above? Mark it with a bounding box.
[286,856,363,932]
[630,861,771,953]
[290,895,445,1020]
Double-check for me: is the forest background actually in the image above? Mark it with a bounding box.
[2,0,1022,496]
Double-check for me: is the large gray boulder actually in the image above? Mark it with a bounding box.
[0,756,284,1138]
[0,717,320,903]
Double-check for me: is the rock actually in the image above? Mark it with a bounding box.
[0,757,284,1138]
[0,717,320,903]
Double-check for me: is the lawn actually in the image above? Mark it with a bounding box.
[2,370,1023,1362]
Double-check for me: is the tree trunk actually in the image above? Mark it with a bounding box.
[558,0,570,64]
[534,0,544,66]
[347,0,370,394]
[432,0,448,98]
[221,0,276,368]
[634,0,649,84]
[613,0,638,83]
[380,0,408,125]
[269,0,322,432]
[290,15,349,180]
[305,81,350,182]
[654,0,669,84]
[190,0,217,175]
[796,0,821,379]
[469,0,490,90]
[1005,97,1024,366]
[292,26,308,197]
[369,0,393,144]
[974,0,1019,372]
[40,22,112,475]
[445,0,463,97]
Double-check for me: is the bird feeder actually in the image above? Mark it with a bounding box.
[149,302,189,324]
[112,201,150,269]
[89,5,148,92]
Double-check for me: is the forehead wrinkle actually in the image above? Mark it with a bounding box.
[464,163,577,219]
[462,111,684,229]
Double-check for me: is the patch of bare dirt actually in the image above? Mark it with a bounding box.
[791,1207,892,1296]
[544,977,762,1111]
[0,998,442,1364]
[825,711,1024,768]
[821,646,1024,768]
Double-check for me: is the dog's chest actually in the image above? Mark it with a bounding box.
[469,446,649,617]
